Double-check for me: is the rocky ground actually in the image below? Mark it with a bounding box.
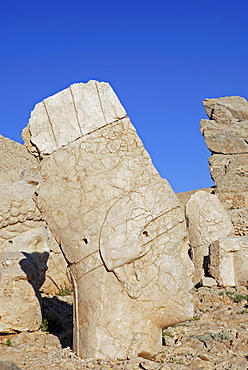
[0,285,248,370]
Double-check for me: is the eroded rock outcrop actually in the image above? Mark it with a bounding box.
[175,96,248,289]
[23,80,194,359]
[201,96,248,212]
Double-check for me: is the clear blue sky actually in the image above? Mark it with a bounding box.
[1,0,248,192]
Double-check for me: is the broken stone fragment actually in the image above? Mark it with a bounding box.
[209,236,248,287]
[203,96,248,122]
[186,191,235,285]
[0,251,42,333]
[22,80,127,157]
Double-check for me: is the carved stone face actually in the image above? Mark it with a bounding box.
[23,80,194,358]
[36,139,194,358]
[99,185,194,326]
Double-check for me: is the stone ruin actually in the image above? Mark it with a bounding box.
[0,81,247,359]
[184,96,248,287]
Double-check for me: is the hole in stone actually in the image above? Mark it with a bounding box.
[142,231,149,237]
[83,238,88,244]
[8,240,13,244]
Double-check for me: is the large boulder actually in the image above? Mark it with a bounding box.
[0,251,43,333]
[186,191,235,285]
[23,80,194,359]
[209,236,248,287]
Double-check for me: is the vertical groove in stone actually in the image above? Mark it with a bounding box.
[69,86,83,137]
[42,101,59,150]
[95,81,107,124]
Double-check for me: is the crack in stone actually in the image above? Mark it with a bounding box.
[95,81,107,125]
[42,101,59,150]
[69,86,83,137]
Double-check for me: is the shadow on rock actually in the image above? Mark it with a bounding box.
[41,295,73,348]
[19,251,73,348]
[19,251,49,301]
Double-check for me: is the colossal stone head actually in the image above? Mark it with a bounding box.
[23,80,194,358]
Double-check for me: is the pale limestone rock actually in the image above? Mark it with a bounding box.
[176,188,214,211]
[0,136,71,295]
[23,80,126,157]
[202,277,217,287]
[24,80,194,359]
[41,228,72,295]
[0,251,42,333]
[186,191,235,285]
[209,236,248,287]
[0,135,40,184]
[0,180,49,332]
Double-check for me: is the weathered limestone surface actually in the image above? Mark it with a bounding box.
[201,96,248,209]
[176,187,214,211]
[0,136,71,297]
[186,191,235,285]
[0,251,43,333]
[22,80,126,157]
[23,80,194,359]
[209,236,248,287]
[0,178,48,332]
[229,207,248,236]
[41,228,72,295]
[0,135,40,184]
